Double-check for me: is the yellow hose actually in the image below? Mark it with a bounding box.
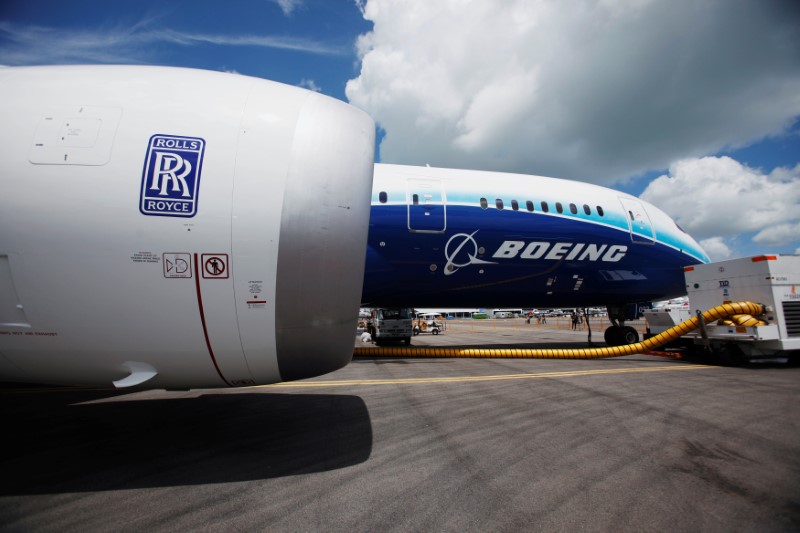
[719,314,767,327]
[353,301,766,359]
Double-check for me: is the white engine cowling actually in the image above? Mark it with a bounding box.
[0,65,375,388]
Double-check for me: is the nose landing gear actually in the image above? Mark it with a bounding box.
[604,304,641,347]
[604,325,640,346]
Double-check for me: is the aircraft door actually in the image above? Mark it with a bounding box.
[407,178,446,233]
[618,197,655,244]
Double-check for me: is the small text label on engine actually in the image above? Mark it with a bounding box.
[140,134,205,218]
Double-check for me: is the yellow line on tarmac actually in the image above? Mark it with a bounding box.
[262,364,717,388]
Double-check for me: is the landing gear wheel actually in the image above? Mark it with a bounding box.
[620,326,639,345]
[604,325,639,346]
[604,326,620,346]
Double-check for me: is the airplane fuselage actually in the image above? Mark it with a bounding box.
[362,164,709,308]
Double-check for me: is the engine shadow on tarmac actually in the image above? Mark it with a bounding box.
[0,386,372,495]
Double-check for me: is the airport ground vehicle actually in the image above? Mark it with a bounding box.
[365,308,413,345]
[413,313,446,335]
[644,255,799,363]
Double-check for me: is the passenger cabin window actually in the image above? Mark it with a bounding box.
[597,206,604,216]
[526,200,534,212]
[412,194,419,205]
[628,210,635,221]
[496,199,504,210]
[569,203,578,214]
[541,201,549,213]
[556,202,563,214]
[583,204,591,215]
[480,197,488,209]
[511,200,519,211]
[379,191,388,203]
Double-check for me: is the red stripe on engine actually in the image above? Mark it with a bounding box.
[194,253,231,386]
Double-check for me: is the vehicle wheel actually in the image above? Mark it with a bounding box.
[432,328,439,335]
[413,327,420,336]
[604,326,620,346]
[620,326,639,345]
[719,344,747,366]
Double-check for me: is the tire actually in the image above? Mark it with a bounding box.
[432,328,439,335]
[604,326,620,346]
[719,344,747,366]
[620,326,639,345]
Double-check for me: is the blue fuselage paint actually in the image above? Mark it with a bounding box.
[361,164,708,308]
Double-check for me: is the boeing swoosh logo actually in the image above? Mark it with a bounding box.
[443,231,496,276]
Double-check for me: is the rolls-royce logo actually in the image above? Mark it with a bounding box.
[140,134,205,218]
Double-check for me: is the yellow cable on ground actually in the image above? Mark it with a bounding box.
[353,301,766,359]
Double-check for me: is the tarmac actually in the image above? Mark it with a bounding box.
[2,318,799,531]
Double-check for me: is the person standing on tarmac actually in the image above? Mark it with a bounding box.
[571,310,579,330]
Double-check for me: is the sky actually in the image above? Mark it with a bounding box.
[2,0,799,261]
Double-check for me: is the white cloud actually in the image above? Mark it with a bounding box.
[0,20,344,66]
[640,156,800,254]
[699,237,732,262]
[753,223,800,246]
[298,78,322,92]
[346,0,800,184]
[273,0,304,16]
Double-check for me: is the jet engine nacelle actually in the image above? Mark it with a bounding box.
[0,66,375,389]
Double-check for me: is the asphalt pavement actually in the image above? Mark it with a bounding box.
[2,319,798,531]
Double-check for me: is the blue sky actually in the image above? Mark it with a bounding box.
[2,0,799,260]
[0,0,369,99]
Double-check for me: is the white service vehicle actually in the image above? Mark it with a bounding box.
[644,255,800,363]
[365,308,413,345]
